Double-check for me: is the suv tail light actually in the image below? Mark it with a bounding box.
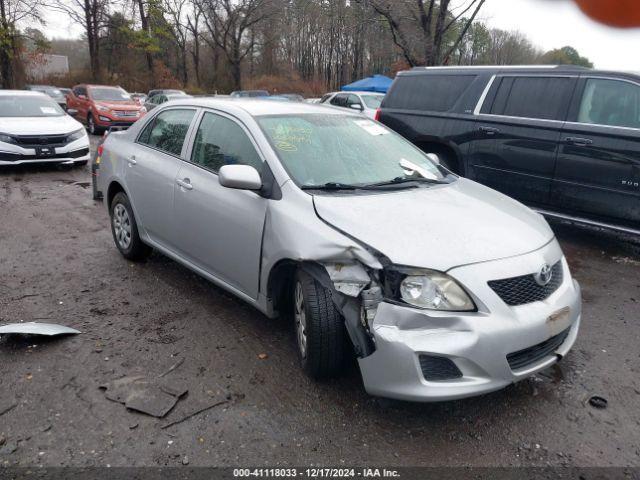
[374,108,381,122]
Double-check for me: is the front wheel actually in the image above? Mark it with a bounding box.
[110,192,151,261]
[87,113,101,135]
[293,270,346,379]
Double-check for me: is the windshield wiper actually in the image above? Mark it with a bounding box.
[362,176,448,188]
[300,182,359,191]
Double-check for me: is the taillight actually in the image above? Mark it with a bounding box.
[374,108,381,121]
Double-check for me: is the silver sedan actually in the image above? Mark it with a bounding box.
[94,98,581,402]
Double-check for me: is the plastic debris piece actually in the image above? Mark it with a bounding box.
[0,322,80,336]
[588,395,608,409]
[100,376,188,418]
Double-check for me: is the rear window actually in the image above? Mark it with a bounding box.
[384,74,476,112]
[488,76,573,121]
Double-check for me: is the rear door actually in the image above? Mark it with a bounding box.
[124,107,197,249]
[471,75,577,206]
[552,76,640,225]
[173,110,268,299]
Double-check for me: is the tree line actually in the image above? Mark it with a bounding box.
[0,0,593,93]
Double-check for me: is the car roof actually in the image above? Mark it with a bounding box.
[166,97,351,116]
[0,90,48,97]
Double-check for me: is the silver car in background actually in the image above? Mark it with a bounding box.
[95,99,581,402]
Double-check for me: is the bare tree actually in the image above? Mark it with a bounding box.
[133,0,156,78]
[163,0,190,85]
[186,2,203,86]
[0,0,44,87]
[50,0,108,80]
[365,0,485,66]
[198,0,273,90]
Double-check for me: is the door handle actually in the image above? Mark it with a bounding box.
[127,155,137,165]
[565,137,593,146]
[176,178,193,191]
[479,126,500,135]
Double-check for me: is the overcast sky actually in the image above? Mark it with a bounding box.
[43,0,640,71]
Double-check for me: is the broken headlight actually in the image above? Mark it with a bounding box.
[384,267,475,311]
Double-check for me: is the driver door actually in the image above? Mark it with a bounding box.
[173,110,268,299]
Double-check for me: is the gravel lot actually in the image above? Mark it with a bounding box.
[1,138,639,468]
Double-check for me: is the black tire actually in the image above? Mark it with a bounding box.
[109,192,151,261]
[292,269,346,379]
[87,113,101,135]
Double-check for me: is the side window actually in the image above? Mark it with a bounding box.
[384,74,476,112]
[75,86,87,97]
[191,112,263,173]
[491,76,573,120]
[347,94,362,108]
[138,108,195,156]
[319,93,332,104]
[330,94,347,107]
[577,78,640,129]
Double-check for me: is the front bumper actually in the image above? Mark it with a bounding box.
[0,139,90,166]
[358,239,581,402]
[94,111,143,127]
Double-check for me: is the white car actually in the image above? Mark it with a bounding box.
[319,91,385,119]
[0,90,89,167]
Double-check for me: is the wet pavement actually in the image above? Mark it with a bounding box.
[0,140,639,467]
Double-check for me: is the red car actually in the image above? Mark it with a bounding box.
[66,84,146,135]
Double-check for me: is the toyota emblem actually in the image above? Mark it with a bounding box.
[535,264,553,286]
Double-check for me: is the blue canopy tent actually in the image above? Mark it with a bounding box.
[341,74,393,93]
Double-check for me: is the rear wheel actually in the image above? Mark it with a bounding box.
[293,269,346,379]
[109,192,151,261]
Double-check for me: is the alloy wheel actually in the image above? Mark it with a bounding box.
[113,203,132,250]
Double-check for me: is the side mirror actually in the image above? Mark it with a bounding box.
[66,108,78,116]
[218,164,262,191]
[349,103,363,111]
[425,153,441,165]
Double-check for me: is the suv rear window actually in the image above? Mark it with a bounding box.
[384,74,476,112]
[488,76,573,121]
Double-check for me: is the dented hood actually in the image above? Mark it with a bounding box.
[312,178,554,272]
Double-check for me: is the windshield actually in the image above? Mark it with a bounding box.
[257,114,445,188]
[361,95,383,109]
[90,87,131,102]
[33,87,63,97]
[0,95,65,117]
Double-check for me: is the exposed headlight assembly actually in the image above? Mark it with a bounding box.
[384,267,475,311]
[67,128,86,142]
[95,105,110,112]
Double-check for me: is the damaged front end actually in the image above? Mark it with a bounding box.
[301,260,383,358]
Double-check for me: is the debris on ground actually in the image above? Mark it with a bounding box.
[0,401,17,417]
[588,395,608,409]
[257,353,268,360]
[0,322,81,337]
[0,440,18,456]
[161,399,229,430]
[99,376,188,418]
[158,357,185,378]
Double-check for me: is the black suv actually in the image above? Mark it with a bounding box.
[379,66,640,234]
